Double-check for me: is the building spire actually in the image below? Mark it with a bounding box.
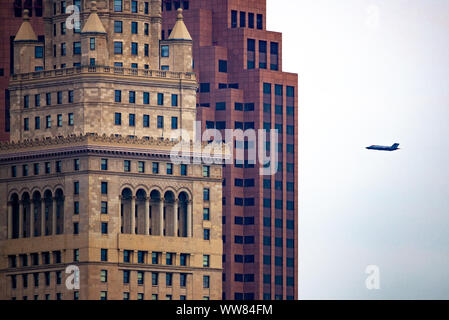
[81,0,106,34]
[168,8,192,41]
[14,9,38,41]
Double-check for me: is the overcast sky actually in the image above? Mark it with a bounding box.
[267,0,449,299]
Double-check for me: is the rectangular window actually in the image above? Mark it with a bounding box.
[24,118,29,131]
[161,45,169,57]
[157,93,164,105]
[157,116,164,128]
[57,91,63,104]
[114,42,123,54]
[144,2,149,14]
[114,21,123,33]
[166,273,173,286]
[114,0,123,12]
[131,42,138,55]
[115,112,122,125]
[199,83,210,93]
[137,251,146,263]
[180,273,187,287]
[35,46,43,58]
[216,102,226,110]
[203,188,210,201]
[152,252,159,265]
[74,201,79,215]
[240,11,246,28]
[203,276,210,288]
[144,44,149,56]
[137,271,144,285]
[166,163,173,175]
[73,223,79,234]
[73,42,81,54]
[180,164,187,176]
[144,23,149,35]
[257,14,263,29]
[131,22,138,34]
[100,270,108,282]
[143,91,150,104]
[171,117,178,129]
[74,181,79,195]
[123,270,130,284]
[231,10,237,28]
[101,222,108,234]
[152,273,158,286]
[218,60,227,73]
[124,160,131,172]
[68,90,74,103]
[203,255,210,267]
[247,39,255,69]
[138,161,145,173]
[46,115,51,128]
[115,90,121,103]
[45,162,51,174]
[101,182,108,194]
[61,22,66,35]
[143,114,150,127]
[171,94,178,106]
[23,95,29,109]
[132,1,138,13]
[203,166,210,177]
[152,162,159,174]
[101,201,108,214]
[248,13,254,29]
[203,208,210,221]
[90,38,95,50]
[33,163,39,175]
[259,40,267,69]
[203,229,210,240]
[57,114,62,127]
[61,43,66,56]
[129,113,135,126]
[271,42,279,71]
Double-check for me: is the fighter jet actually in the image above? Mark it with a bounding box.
[366,143,400,151]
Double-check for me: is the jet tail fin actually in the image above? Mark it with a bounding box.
[392,143,400,149]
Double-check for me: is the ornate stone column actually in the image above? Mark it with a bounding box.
[52,197,57,235]
[41,200,45,236]
[145,197,150,235]
[119,195,122,234]
[131,196,136,235]
[7,202,12,239]
[159,197,165,236]
[186,200,192,238]
[173,199,178,237]
[30,201,35,238]
[18,201,23,238]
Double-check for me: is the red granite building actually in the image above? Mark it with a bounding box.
[0,0,45,141]
[162,0,298,300]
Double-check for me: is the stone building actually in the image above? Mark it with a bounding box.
[0,0,224,300]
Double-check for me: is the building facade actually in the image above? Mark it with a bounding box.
[0,0,45,141]
[0,0,224,300]
[162,0,298,300]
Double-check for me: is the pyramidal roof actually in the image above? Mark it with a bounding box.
[81,1,106,34]
[168,8,192,41]
[14,9,38,41]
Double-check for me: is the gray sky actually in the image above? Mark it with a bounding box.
[267,0,449,299]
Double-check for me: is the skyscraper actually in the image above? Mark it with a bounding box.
[0,0,224,300]
[162,0,298,300]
